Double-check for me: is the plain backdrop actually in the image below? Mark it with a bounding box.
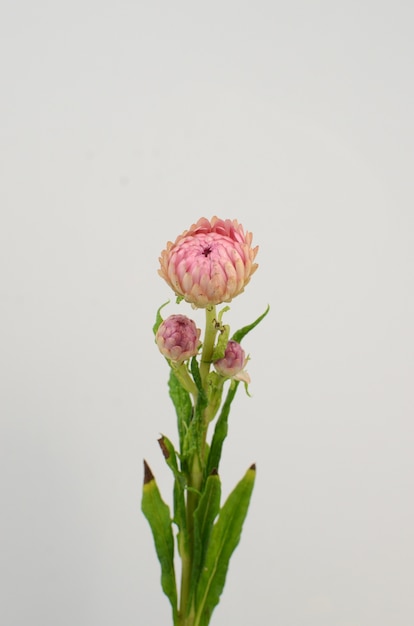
[1,1,413,625]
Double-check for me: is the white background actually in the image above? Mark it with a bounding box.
[1,1,413,625]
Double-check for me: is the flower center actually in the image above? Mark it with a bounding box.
[202,245,213,257]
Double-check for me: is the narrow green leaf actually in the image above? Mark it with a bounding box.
[231,304,270,344]
[190,357,206,402]
[217,305,231,322]
[168,369,192,460]
[141,461,178,621]
[194,465,256,626]
[206,380,239,476]
[152,301,170,336]
[158,436,188,558]
[211,323,230,361]
[174,482,188,561]
[187,357,208,457]
[158,434,180,475]
[204,371,225,424]
[189,471,222,604]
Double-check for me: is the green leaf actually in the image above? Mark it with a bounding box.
[204,371,225,424]
[190,357,206,402]
[152,301,170,336]
[168,369,192,460]
[187,357,208,457]
[211,323,230,361]
[194,465,256,626]
[217,305,230,322]
[158,436,188,561]
[190,471,222,604]
[206,380,240,476]
[158,434,180,476]
[231,304,270,344]
[141,461,177,621]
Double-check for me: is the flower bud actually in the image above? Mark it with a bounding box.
[155,315,201,363]
[158,216,258,308]
[213,340,250,383]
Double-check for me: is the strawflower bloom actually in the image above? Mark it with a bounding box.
[213,340,250,383]
[158,216,259,307]
[155,314,201,363]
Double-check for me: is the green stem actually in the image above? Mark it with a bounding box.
[199,306,217,387]
[178,454,202,626]
[178,543,193,626]
[178,306,218,625]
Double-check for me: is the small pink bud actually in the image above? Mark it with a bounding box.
[155,315,201,363]
[158,216,259,308]
[213,340,250,383]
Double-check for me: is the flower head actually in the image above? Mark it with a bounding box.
[159,216,258,308]
[155,314,201,363]
[213,340,250,383]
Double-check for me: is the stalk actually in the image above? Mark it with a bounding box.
[146,217,264,626]
[199,306,217,385]
[178,306,218,625]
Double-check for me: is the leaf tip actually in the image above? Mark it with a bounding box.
[143,460,154,484]
[210,467,219,476]
[249,463,256,472]
[158,436,170,459]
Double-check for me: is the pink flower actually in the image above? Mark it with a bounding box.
[158,217,259,308]
[213,340,250,383]
[155,315,201,363]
